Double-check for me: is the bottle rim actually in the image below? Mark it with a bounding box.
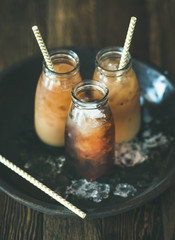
[95,46,132,75]
[43,49,80,76]
[71,80,109,109]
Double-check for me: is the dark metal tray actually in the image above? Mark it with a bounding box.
[0,47,175,219]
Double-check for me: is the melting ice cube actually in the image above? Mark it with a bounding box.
[113,183,137,198]
[66,179,110,203]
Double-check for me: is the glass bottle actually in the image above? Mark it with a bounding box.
[65,80,115,180]
[34,49,82,147]
[93,46,141,143]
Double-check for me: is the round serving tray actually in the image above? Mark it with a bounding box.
[0,46,175,219]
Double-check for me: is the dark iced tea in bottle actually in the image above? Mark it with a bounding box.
[65,80,115,180]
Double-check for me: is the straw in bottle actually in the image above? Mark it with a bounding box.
[0,155,86,219]
[118,17,137,70]
[32,25,55,72]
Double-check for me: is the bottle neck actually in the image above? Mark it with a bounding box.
[95,46,132,77]
[71,80,109,109]
[43,49,80,79]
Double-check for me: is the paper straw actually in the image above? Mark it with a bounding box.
[0,155,86,219]
[32,26,55,72]
[118,17,137,70]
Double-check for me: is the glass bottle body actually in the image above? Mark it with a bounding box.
[93,47,140,143]
[65,80,115,180]
[34,50,82,147]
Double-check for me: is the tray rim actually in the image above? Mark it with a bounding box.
[0,162,175,219]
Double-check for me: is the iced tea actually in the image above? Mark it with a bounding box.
[35,50,82,147]
[65,80,115,180]
[93,47,140,143]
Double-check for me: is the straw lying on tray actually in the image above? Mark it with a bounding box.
[0,155,86,219]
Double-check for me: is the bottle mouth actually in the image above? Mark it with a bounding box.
[43,49,80,76]
[95,46,132,75]
[71,80,109,109]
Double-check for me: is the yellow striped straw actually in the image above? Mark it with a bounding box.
[32,26,55,72]
[118,17,137,70]
[0,155,86,219]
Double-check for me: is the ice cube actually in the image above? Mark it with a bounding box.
[113,183,137,198]
[23,161,32,169]
[66,179,110,203]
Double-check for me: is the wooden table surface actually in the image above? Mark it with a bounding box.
[0,0,175,239]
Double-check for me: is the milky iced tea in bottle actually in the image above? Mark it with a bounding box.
[93,47,140,143]
[35,50,82,147]
[65,80,115,180]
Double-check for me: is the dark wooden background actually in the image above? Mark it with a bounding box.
[0,0,175,239]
